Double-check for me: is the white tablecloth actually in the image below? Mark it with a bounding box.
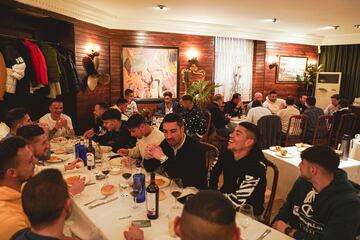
[228,117,246,129]
[47,152,292,240]
[263,146,360,200]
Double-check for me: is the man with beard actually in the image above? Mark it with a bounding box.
[208,122,267,216]
[11,169,78,240]
[0,137,35,239]
[83,102,109,139]
[272,146,360,239]
[144,113,207,189]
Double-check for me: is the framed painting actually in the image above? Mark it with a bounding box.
[277,56,308,83]
[121,45,180,101]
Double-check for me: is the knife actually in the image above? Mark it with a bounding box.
[88,197,118,209]
[256,229,271,240]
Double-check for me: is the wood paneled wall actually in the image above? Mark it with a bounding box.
[252,40,318,99]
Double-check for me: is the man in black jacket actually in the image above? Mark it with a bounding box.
[207,94,230,130]
[155,91,181,116]
[272,146,360,239]
[224,93,244,117]
[143,113,207,189]
[208,122,266,216]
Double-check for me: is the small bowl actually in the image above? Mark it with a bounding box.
[110,167,121,175]
[99,145,112,153]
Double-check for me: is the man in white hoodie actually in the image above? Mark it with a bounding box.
[263,90,286,115]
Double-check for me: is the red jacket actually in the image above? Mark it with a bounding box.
[23,39,48,85]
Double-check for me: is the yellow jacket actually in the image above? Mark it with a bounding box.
[0,186,30,239]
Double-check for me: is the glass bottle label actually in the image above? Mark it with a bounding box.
[87,153,95,166]
[146,192,156,215]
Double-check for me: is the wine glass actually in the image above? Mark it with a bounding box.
[170,178,183,207]
[131,180,142,209]
[101,159,110,184]
[120,161,133,196]
[238,204,254,240]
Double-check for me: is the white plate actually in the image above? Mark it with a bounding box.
[109,157,125,166]
[63,173,90,186]
[146,175,170,189]
[275,152,294,158]
[295,143,311,148]
[269,146,281,152]
[46,155,70,163]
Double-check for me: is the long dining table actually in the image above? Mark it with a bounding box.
[46,146,293,240]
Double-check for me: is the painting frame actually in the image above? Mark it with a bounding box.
[277,55,308,83]
[121,45,180,102]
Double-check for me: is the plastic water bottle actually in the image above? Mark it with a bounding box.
[133,167,145,203]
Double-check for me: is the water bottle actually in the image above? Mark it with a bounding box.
[341,134,351,160]
[133,167,145,203]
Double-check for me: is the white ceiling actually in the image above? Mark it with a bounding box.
[17,0,360,45]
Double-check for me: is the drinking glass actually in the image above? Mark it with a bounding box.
[170,178,183,207]
[168,204,182,238]
[120,161,133,196]
[101,159,110,184]
[131,180,142,209]
[238,204,254,240]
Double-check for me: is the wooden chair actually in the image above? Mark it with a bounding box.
[200,110,212,143]
[329,113,357,148]
[261,158,279,225]
[257,115,282,149]
[312,115,333,146]
[200,141,219,170]
[284,115,308,147]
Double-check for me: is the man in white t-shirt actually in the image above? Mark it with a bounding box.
[39,100,74,138]
[263,90,286,114]
[118,114,164,160]
[277,96,300,133]
[124,89,138,117]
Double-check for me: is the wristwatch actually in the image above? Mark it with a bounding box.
[285,226,293,236]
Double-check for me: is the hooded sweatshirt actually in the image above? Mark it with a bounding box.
[0,186,30,240]
[273,170,360,240]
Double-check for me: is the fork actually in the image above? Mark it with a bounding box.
[84,195,109,206]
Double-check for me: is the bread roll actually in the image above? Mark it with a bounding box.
[101,184,116,195]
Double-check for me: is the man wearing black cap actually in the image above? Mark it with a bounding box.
[272,146,360,239]
[208,122,267,216]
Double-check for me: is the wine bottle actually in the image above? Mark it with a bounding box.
[86,138,95,170]
[146,172,159,219]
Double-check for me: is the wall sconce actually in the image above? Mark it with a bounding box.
[268,56,278,69]
[85,44,100,57]
[187,49,199,61]
[308,59,317,66]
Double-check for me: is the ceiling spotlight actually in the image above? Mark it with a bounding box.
[333,25,340,30]
[272,18,278,23]
[354,24,360,29]
[157,4,166,10]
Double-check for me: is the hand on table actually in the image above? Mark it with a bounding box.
[272,220,289,233]
[69,178,85,195]
[123,226,144,240]
[118,148,129,156]
[83,129,94,139]
[65,158,83,171]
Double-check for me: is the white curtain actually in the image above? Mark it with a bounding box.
[214,37,254,101]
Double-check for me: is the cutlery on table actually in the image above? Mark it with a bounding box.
[256,229,271,240]
[88,197,118,209]
[84,195,109,206]
[118,215,131,220]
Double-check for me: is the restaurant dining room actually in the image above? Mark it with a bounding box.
[0,0,360,239]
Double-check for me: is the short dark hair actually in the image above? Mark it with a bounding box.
[181,94,193,102]
[4,108,29,128]
[285,96,295,105]
[95,102,109,110]
[162,113,184,127]
[212,94,223,101]
[269,90,277,95]
[306,96,316,106]
[22,169,68,227]
[231,93,241,101]
[0,137,27,179]
[301,145,340,173]
[338,99,349,108]
[238,122,259,143]
[116,98,128,105]
[331,94,340,100]
[163,92,173,98]
[184,190,235,225]
[252,100,262,108]
[49,99,63,106]
[102,109,121,121]
[126,114,146,129]
[124,89,133,96]
[16,125,45,143]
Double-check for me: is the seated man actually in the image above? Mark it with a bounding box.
[209,122,266,216]
[144,113,207,189]
[124,190,240,240]
[295,94,307,114]
[246,92,263,114]
[224,93,244,117]
[0,121,9,140]
[245,100,272,125]
[118,114,164,160]
[180,94,207,140]
[39,99,74,138]
[0,137,34,239]
[277,96,300,134]
[95,109,136,152]
[84,102,109,139]
[331,99,352,134]
[112,98,129,122]
[263,90,286,114]
[207,94,230,130]
[124,88,138,117]
[156,91,181,115]
[324,94,340,115]
[11,169,77,240]
[272,146,360,239]
[4,108,33,138]
[303,96,324,143]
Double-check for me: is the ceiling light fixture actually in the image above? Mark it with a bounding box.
[333,25,340,30]
[272,18,278,23]
[157,4,166,10]
[354,24,360,29]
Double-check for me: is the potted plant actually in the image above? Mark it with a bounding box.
[187,80,222,109]
[296,64,322,96]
